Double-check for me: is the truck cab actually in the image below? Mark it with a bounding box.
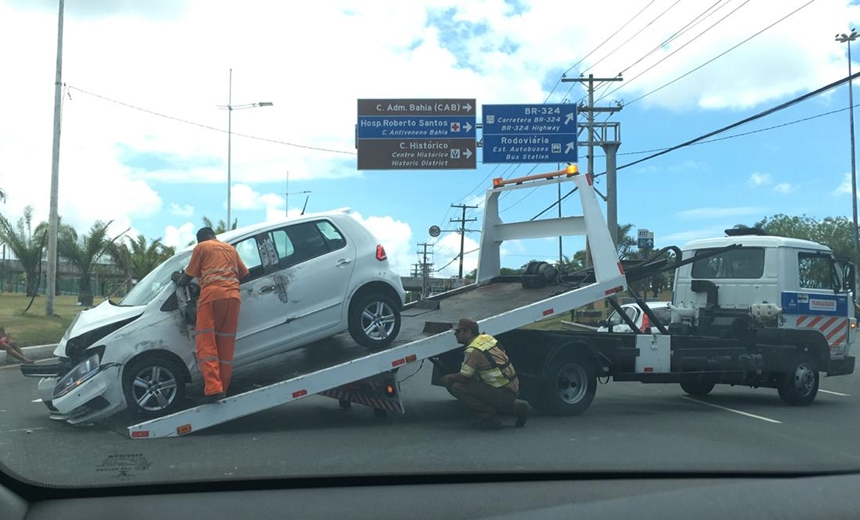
[672,228,857,375]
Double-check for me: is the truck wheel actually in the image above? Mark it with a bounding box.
[349,293,401,350]
[535,354,596,416]
[122,355,186,417]
[777,353,819,406]
[680,379,716,396]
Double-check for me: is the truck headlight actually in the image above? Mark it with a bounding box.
[53,354,101,399]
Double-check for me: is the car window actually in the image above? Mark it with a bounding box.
[276,222,329,267]
[234,237,264,281]
[316,220,346,252]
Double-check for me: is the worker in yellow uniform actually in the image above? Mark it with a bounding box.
[172,227,249,404]
[442,318,529,429]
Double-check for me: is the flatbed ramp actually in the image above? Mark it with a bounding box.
[127,169,626,438]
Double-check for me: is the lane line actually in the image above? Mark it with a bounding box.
[31,399,42,403]
[0,427,48,434]
[819,389,851,397]
[680,396,782,424]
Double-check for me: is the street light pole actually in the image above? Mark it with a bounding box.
[220,69,273,228]
[227,68,232,226]
[46,0,64,317]
[837,30,860,266]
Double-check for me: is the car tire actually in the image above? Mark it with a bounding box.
[348,293,401,350]
[777,353,819,406]
[122,354,186,417]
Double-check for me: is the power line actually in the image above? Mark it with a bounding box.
[622,0,817,107]
[66,85,356,156]
[529,70,860,220]
[598,0,752,104]
[581,0,684,77]
[545,0,659,103]
[617,0,732,77]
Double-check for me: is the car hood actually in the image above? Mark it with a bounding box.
[62,300,145,340]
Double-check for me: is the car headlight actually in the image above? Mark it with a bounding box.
[53,354,101,399]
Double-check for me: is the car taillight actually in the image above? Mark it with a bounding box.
[376,245,387,261]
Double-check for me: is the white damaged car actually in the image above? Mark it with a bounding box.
[24,210,406,424]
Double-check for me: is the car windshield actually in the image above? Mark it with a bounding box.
[119,251,191,307]
[2,0,860,505]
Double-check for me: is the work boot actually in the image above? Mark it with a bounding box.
[201,392,226,404]
[513,400,529,427]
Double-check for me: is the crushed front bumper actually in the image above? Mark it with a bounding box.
[36,365,126,424]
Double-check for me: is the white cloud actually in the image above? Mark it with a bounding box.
[748,172,771,186]
[170,203,194,217]
[349,212,413,276]
[163,222,195,249]
[834,172,858,196]
[772,182,795,194]
[676,206,767,220]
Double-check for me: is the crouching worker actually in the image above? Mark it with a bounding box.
[441,318,528,429]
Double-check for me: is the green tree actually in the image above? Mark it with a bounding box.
[202,216,237,234]
[58,220,125,307]
[0,206,47,297]
[109,235,176,286]
[751,214,855,262]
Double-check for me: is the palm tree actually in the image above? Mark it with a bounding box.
[0,206,47,297]
[58,220,125,307]
[109,235,176,288]
[202,216,237,234]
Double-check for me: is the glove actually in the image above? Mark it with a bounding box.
[171,270,188,286]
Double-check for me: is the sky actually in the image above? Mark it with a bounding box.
[1,0,860,279]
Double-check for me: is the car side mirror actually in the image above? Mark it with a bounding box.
[597,320,607,328]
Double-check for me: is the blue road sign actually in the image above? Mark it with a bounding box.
[481,104,577,164]
[357,116,476,139]
[357,98,477,170]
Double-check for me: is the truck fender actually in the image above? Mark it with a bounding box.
[755,328,830,373]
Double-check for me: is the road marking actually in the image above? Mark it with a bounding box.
[31,399,42,403]
[819,389,851,397]
[0,427,48,434]
[680,396,782,424]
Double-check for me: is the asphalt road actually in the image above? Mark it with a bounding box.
[1,356,859,488]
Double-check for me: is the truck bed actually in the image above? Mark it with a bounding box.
[226,280,567,392]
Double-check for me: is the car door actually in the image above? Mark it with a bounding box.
[232,233,293,365]
[274,220,356,343]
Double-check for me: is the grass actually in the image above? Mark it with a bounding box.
[0,294,85,346]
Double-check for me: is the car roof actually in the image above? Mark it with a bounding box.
[178,209,354,253]
[681,235,831,252]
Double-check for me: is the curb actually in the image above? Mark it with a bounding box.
[0,344,58,366]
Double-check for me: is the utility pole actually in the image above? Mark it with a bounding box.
[417,242,433,297]
[46,0,65,317]
[561,74,623,246]
[449,203,478,279]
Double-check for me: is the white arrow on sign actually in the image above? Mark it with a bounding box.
[464,122,472,132]
[463,103,473,112]
[464,149,473,159]
[565,112,575,125]
[565,142,575,153]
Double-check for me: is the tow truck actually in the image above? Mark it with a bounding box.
[42,164,855,438]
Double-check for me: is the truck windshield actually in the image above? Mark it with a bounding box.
[691,247,765,279]
[119,251,192,307]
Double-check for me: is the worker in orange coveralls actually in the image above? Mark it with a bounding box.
[172,227,249,404]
